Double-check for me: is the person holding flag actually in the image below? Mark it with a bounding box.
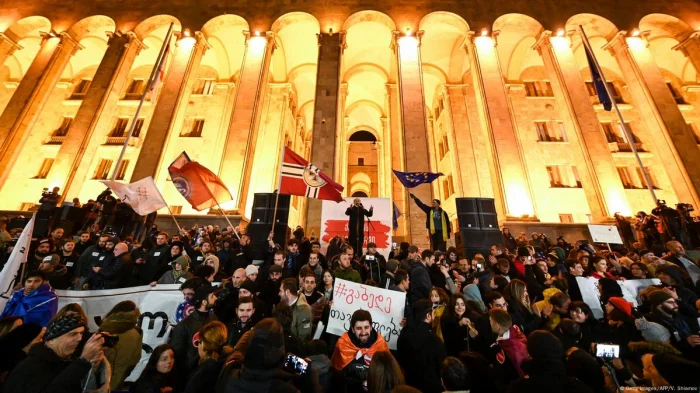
[409,193,451,252]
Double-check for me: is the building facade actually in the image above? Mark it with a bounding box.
[0,1,699,246]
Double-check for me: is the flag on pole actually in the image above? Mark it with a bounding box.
[149,41,170,93]
[279,147,344,202]
[100,176,167,215]
[583,34,613,111]
[0,214,35,313]
[168,152,233,211]
[392,202,402,230]
[392,169,443,188]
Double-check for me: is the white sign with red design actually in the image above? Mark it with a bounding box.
[320,198,392,259]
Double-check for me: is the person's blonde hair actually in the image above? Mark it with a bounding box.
[198,321,227,362]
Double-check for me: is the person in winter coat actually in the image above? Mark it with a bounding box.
[503,279,544,335]
[172,284,219,378]
[0,271,57,327]
[367,350,404,393]
[2,311,106,393]
[219,318,320,393]
[332,310,390,393]
[0,322,43,389]
[600,297,644,348]
[396,300,447,393]
[98,300,143,390]
[73,234,110,287]
[533,288,567,331]
[554,319,607,393]
[183,321,230,393]
[409,250,435,305]
[130,344,178,393]
[509,330,594,393]
[487,308,528,385]
[135,231,170,285]
[568,301,602,352]
[463,283,486,314]
[440,293,479,356]
[153,255,193,285]
[102,242,135,289]
[408,194,451,251]
[38,254,70,290]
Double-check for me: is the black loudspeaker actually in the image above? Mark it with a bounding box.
[251,193,291,225]
[456,197,499,231]
[8,217,29,231]
[455,197,501,258]
[34,219,50,238]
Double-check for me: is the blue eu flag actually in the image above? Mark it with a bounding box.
[392,169,443,188]
[392,202,402,230]
[584,43,612,111]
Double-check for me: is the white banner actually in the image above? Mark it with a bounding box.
[56,285,184,382]
[0,214,35,313]
[587,224,623,244]
[320,198,392,259]
[327,279,405,350]
[576,277,660,319]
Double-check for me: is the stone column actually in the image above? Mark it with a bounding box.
[130,32,208,183]
[533,31,629,219]
[674,32,700,75]
[464,32,536,219]
[306,32,343,235]
[52,32,143,199]
[606,32,700,206]
[244,82,291,213]
[218,32,274,216]
[333,82,349,182]
[0,32,81,189]
[395,31,432,248]
[386,83,407,237]
[0,33,22,72]
[443,84,480,196]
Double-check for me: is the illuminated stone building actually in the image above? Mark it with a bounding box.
[0,1,699,246]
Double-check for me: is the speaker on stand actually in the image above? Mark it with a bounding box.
[455,197,502,259]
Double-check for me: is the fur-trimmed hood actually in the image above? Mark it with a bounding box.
[99,309,140,335]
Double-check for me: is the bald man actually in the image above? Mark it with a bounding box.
[93,242,132,289]
[232,268,247,289]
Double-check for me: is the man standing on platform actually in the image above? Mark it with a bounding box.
[345,198,373,256]
[409,193,451,252]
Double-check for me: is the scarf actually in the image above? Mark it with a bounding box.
[331,330,390,370]
[429,209,448,240]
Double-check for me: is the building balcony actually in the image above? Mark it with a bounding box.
[104,136,141,147]
[608,142,646,153]
[45,135,66,145]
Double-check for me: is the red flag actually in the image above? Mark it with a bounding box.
[279,147,344,202]
[168,152,233,211]
[149,42,169,93]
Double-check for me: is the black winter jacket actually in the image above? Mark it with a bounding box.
[3,342,92,393]
[396,321,447,393]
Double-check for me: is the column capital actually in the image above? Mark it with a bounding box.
[532,30,553,55]
[339,82,349,97]
[194,31,212,51]
[672,31,700,56]
[0,32,22,53]
[243,30,276,49]
[56,31,84,55]
[122,31,146,52]
[391,30,423,50]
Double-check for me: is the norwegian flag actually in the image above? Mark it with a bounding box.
[279,147,344,202]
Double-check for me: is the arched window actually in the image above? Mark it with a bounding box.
[351,191,368,198]
[349,130,376,142]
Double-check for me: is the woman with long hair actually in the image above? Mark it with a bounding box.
[322,269,335,303]
[503,279,544,335]
[430,287,450,340]
[587,256,615,279]
[184,321,230,393]
[130,344,178,393]
[440,293,478,357]
[367,351,404,393]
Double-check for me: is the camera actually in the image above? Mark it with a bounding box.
[283,353,308,374]
[100,333,120,348]
[476,263,482,270]
[595,343,619,359]
[366,255,375,261]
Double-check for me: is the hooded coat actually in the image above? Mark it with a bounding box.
[99,309,143,390]
[0,283,58,327]
[156,255,193,284]
[396,321,447,393]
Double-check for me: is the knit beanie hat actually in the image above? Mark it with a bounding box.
[527,330,565,360]
[608,297,633,317]
[239,280,257,294]
[172,255,190,271]
[635,317,671,343]
[245,264,259,276]
[651,353,700,387]
[647,290,673,309]
[44,311,86,342]
[41,254,60,266]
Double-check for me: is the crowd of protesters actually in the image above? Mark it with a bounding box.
[0,206,700,392]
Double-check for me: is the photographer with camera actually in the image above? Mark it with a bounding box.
[359,242,386,282]
[3,311,110,393]
[98,300,142,390]
[37,187,61,221]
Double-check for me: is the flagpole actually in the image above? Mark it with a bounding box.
[151,182,182,233]
[110,22,174,181]
[271,145,286,235]
[212,195,241,241]
[579,25,657,203]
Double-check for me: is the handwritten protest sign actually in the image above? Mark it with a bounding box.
[327,278,405,349]
[576,277,660,319]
